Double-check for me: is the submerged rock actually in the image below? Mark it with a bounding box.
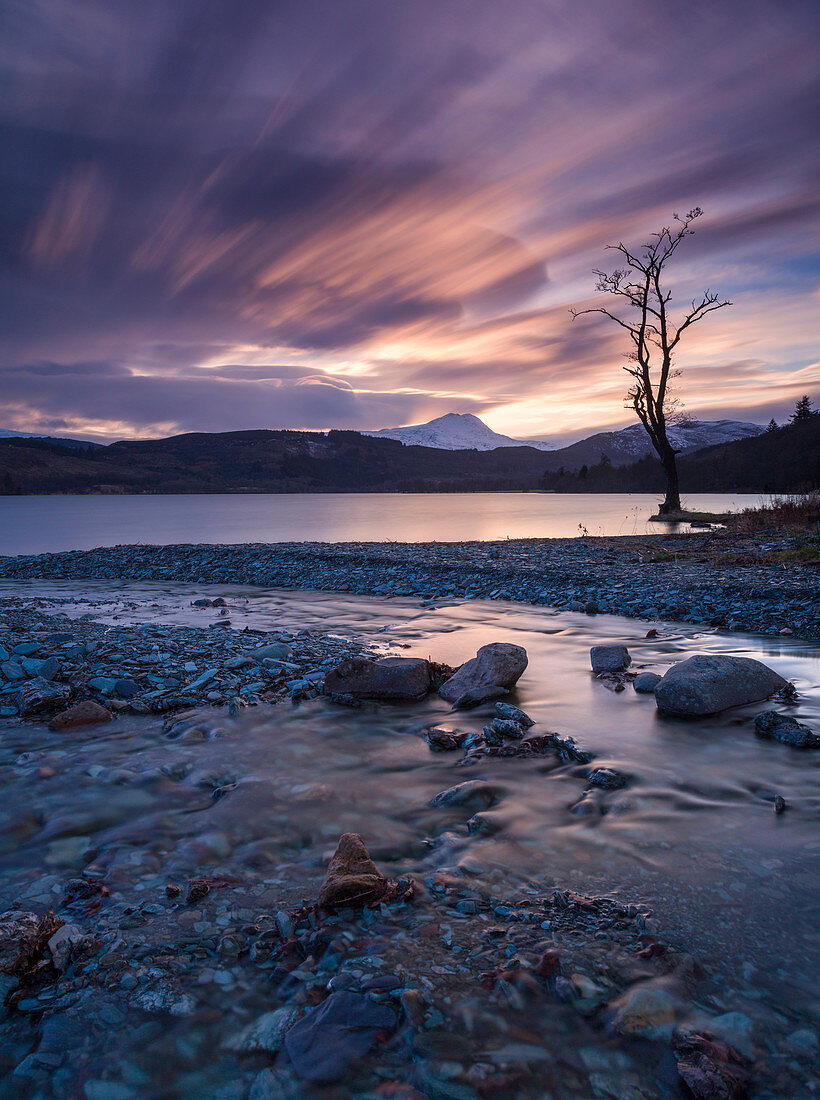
[609,977,683,1040]
[226,1006,301,1053]
[429,779,501,811]
[318,833,387,909]
[48,700,113,732]
[284,990,397,1083]
[586,766,629,790]
[754,710,818,748]
[654,655,787,716]
[324,656,431,700]
[439,642,527,706]
[425,727,468,751]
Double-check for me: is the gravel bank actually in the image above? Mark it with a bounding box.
[1,534,817,640]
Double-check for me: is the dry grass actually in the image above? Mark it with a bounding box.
[729,492,820,534]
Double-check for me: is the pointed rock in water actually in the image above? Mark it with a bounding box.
[654,655,787,716]
[225,1006,301,1053]
[48,701,112,732]
[590,645,631,674]
[284,990,397,1083]
[586,766,629,790]
[439,642,527,705]
[324,656,431,700]
[318,833,387,909]
[754,710,818,748]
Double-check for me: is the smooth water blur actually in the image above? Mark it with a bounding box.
[0,492,764,555]
[1,581,818,1094]
[1,579,818,981]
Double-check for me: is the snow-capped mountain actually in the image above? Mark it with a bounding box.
[361,411,762,460]
[363,412,554,451]
[0,429,50,439]
[564,419,765,467]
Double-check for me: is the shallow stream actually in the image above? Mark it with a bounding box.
[0,581,818,1097]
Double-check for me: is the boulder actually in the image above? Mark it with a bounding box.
[318,833,387,909]
[633,671,662,694]
[439,643,527,705]
[754,711,818,748]
[18,677,71,718]
[324,656,431,700]
[48,701,113,732]
[654,655,787,716]
[590,645,631,674]
[284,991,397,1083]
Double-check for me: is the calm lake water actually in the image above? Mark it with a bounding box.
[0,580,818,1095]
[0,492,763,555]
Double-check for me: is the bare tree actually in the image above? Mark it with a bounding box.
[572,208,731,514]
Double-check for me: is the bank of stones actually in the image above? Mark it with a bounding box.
[0,603,367,718]
[0,533,817,640]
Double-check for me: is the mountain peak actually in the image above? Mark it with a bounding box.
[362,412,554,451]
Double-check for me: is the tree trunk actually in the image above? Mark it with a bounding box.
[658,448,681,514]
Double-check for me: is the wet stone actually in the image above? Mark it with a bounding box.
[283,990,397,1084]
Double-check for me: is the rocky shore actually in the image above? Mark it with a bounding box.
[1,531,818,640]
[0,599,368,719]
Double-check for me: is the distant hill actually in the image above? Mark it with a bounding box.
[0,418,813,496]
[540,417,820,495]
[551,419,763,468]
[0,429,103,451]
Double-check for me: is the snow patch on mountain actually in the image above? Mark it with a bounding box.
[363,412,554,451]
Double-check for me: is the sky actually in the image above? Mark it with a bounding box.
[1,0,818,443]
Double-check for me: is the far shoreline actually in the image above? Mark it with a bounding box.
[1,531,816,642]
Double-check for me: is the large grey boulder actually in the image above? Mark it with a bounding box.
[654,655,787,716]
[590,645,631,674]
[439,643,527,706]
[324,656,431,699]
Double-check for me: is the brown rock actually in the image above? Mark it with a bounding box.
[48,700,113,732]
[325,656,431,700]
[0,911,40,974]
[186,878,211,904]
[318,833,387,909]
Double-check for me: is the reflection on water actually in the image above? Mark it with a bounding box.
[0,491,764,555]
[0,580,818,1095]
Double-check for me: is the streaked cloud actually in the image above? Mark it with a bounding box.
[0,0,817,439]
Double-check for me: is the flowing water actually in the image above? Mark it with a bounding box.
[1,580,818,1096]
[0,492,764,555]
